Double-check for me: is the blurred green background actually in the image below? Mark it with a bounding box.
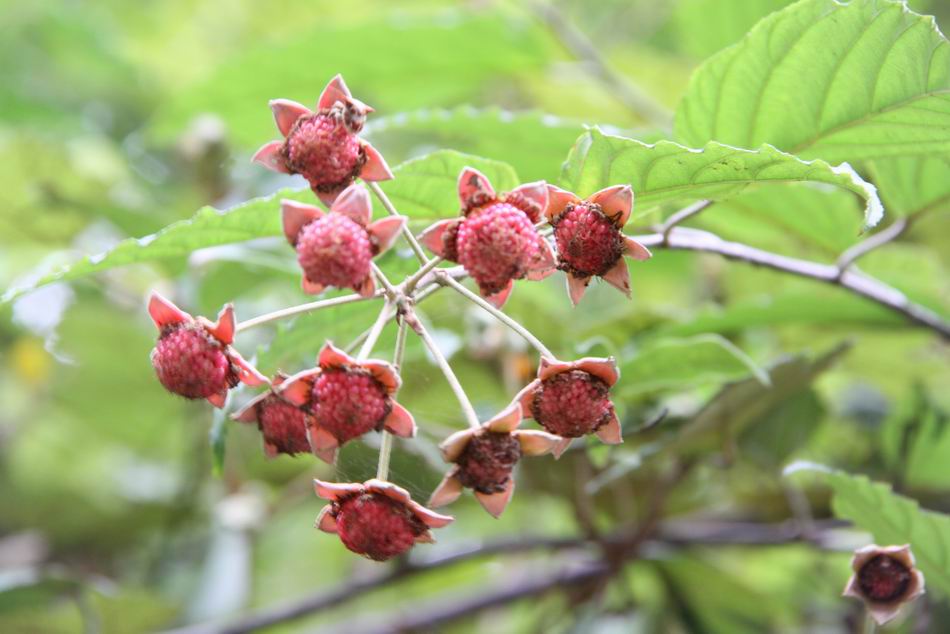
[2,0,949,632]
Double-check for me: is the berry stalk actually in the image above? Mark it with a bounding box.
[367,180,429,265]
[377,317,408,480]
[235,291,384,333]
[437,272,554,359]
[356,299,394,361]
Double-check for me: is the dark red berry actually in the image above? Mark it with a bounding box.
[456,202,539,295]
[312,369,390,444]
[533,370,613,438]
[295,213,373,291]
[858,555,912,603]
[151,324,235,399]
[283,113,366,195]
[257,396,311,455]
[553,203,624,278]
[456,432,522,494]
[335,493,426,561]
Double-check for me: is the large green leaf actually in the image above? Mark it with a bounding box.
[560,129,882,227]
[787,465,950,595]
[619,335,769,396]
[1,151,518,303]
[148,13,555,147]
[675,0,950,163]
[669,0,793,59]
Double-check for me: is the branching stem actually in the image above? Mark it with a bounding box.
[234,291,383,333]
[367,180,430,265]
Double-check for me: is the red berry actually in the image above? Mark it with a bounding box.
[858,555,912,603]
[553,203,624,277]
[335,493,426,561]
[257,396,312,455]
[456,202,539,295]
[283,113,366,196]
[456,432,522,494]
[151,324,235,399]
[295,214,373,291]
[312,369,390,444]
[532,370,613,438]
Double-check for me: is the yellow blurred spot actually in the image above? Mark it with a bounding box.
[11,338,52,385]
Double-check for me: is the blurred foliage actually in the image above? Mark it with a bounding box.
[1,0,949,633]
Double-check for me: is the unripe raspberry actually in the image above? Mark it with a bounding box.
[456,202,540,296]
[283,113,366,196]
[455,431,522,494]
[335,493,427,561]
[312,369,390,444]
[152,324,235,399]
[532,370,612,438]
[257,396,311,455]
[295,213,373,292]
[554,202,624,278]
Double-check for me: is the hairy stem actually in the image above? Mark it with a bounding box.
[376,318,408,481]
[234,291,384,333]
[367,180,430,265]
[437,272,555,359]
[404,310,481,429]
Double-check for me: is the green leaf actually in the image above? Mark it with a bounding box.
[1,150,517,302]
[559,129,882,228]
[675,0,950,163]
[148,13,555,147]
[619,335,769,396]
[786,465,950,595]
[669,0,793,60]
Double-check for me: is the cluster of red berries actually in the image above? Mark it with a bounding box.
[147,75,655,562]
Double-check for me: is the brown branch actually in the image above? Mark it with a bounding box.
[162,520,843,634]
[634,228,950,339]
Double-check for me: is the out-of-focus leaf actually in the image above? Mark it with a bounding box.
[619,334,769,396]
[787,465,950,595]
[560,129,882,228]
[868,155,950,217]
[365,107,604,183]
[668,0,792,59]
[739,389,825,467]
[880,387,950,490]
[675,0,950,163]
[2,150,517,302]
[148,12,556,147]
[667,343,849,455]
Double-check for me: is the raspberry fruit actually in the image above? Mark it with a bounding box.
[283,113,366,197]
[553,202,624,278]
[844,544,926,625]
[456,202,540,296]
[254,75,392,206]
[455,431,522,494]
[152,324,235,399]
[146,293,266,408]
[256,396,312,456]
[314,479,454,561]
[532,370,612,438]
[312,369,391,444]
[335,493,426,561]
[295,213,373,292]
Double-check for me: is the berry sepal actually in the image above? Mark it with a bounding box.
[843,544,925,625]
[232,373,313,457]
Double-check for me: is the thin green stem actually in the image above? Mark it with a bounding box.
[367,180,429,265]
[377,318,408,481]
[356,300,393,361]
[235,291,384,333]
[437,273,555,359]
[406,311,481,429]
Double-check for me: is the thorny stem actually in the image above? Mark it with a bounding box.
[367,180,430,265]
[234,290,384,333]
[356,300,393,361]
[404,310,482,429]
[437,272,555,359]
[376,318,408,481]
